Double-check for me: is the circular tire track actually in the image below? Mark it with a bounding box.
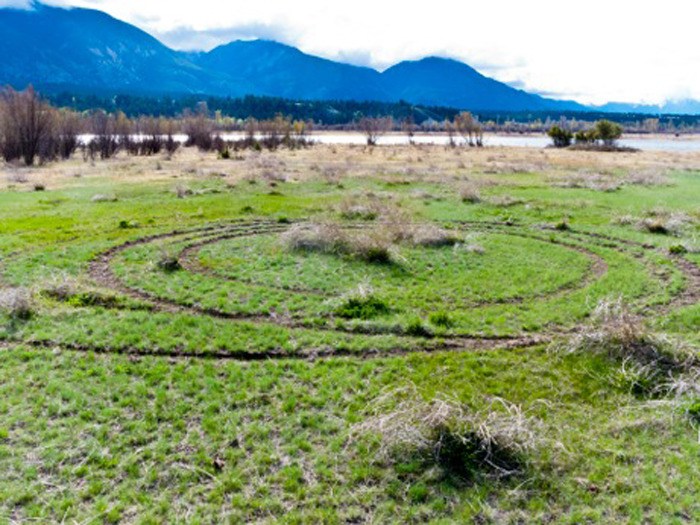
[4,219,698,361]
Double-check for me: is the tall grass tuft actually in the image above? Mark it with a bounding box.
[352,386,541,480]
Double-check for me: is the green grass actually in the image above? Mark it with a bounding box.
[1,346,698,523]
[0,149,699,522]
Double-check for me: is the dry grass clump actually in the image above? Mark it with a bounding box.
[625,169,671,186]
[564,298,679,365]
[42,274,125,309]
[320,165,348,186]
[245,155,288,184]
[156,250,182,272]
[6,171,29,184]
[551,173,622,192]
[559,298,695,395]
[334,283,390,320]
[281,222,344,253]
[173,184,193,199]
[352,386,541,479]
[489,195,525,208]
[281,223,394,264]
[401,224,461,248]
[91,193,118,203]
[553,169,670,193]
[0,287,35,320]
[459,183,482,204]
[282,220,461,264]
[639,210,692,235]
[42,274,80,301]
[613,209,694,236]
[337,195,389,221]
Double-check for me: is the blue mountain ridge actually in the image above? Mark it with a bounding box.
[1,3,693,113]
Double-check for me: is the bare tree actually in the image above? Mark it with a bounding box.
[358,116,392,146]
[0,86,56,165]
[88,111,119,160]
[139,116,164,155]
[401,115,417,145]
[183,103,213,151]
[445,120,457,148]
[454,111,483,147]
[54,109,81,160]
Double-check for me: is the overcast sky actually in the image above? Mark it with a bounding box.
[4,0,699,105]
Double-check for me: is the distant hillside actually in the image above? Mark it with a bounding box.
[196,40,388,102]
[1,3,697,114]
[0,3,228,95]
[598,99,700,115]
[380,57,583,112]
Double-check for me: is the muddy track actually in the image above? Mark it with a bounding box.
[0,332,552,362]
[4,219,697,362]
[177,222,610,308]
[87,219,699,340]
[87,220,609,341]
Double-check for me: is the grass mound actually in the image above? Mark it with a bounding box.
[353,386,541,481]
[281,220,460,267]
[0,287,34,320]
[281,222,394,264]
[335,286,390,319]
[560,298,696,395]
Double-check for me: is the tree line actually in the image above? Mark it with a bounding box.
[547,120,624,149]
[46,91,700,134]
[0,87,314,166]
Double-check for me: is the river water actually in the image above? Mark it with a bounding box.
[78,133,700,153]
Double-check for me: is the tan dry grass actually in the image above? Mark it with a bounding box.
[2,139,700,192]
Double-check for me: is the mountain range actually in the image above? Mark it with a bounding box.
[0,3,696,114]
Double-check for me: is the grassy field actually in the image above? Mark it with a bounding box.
[1,143,699,523]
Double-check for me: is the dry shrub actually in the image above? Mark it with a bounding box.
[320,165,347,185]
[551,173,622,192]
[625,169,671,186]
[459,184,482,204]
[174,185,193,199]
[0,287,34,320]
[352,385,541,479]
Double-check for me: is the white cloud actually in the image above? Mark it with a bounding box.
[4,0,699,104]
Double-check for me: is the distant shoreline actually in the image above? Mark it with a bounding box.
[312,130,700,141]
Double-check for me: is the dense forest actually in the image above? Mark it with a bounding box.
[47,92,700,133]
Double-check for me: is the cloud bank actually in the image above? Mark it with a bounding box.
[1,0,697,105]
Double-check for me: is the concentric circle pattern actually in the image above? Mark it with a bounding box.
[55,218,698,360]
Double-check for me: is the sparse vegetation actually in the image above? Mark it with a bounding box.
[1,141,699,522]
